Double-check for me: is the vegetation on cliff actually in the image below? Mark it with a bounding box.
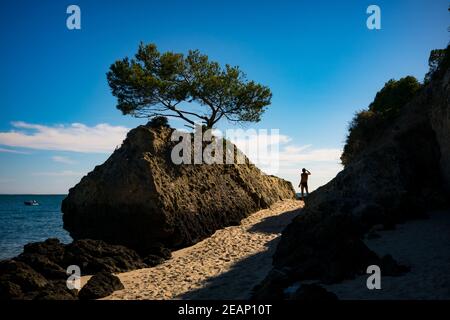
[342,45,450,167]
[253,46,450,299]
[341,76,421,166]
[425,46,450,83]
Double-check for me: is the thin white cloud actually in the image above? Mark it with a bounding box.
[32,170,83,177]
[0,121,129,153]
[223,131,339,164]
[278,146,342,163]
[283,145,312,154]
[220,130,343,190]
[0,122,343,192]
[0,147,31,155]
[51,156,76,165]
[229,139,341,169]
[227,130,292,148]
[255,145,341,177]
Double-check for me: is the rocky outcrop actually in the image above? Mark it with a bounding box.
[0,260,48,299]
[62,126,295,254]
[0,238,147,300]
[63,239,146,274]
[429,65,450,191]
[253,56,450,299]
[78,272,124,300]
[17,238,146,275]
[0,258,77,300]
[2,122,294,301]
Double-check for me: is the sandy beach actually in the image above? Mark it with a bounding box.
[80,199,303,300]
[80,204,450,300]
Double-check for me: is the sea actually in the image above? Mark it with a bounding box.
[0,195,72,260]
[0,194,306,261]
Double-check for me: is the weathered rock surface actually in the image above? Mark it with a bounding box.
[143,254,165,267]
[16,238,147,275]
[63,239,146,274]
[78,272,124,300]
[15,253,67,280]
[253,54,450,299]
[0,260,48,299]
[62,126,295,254]
[2,125,295,300]
[16,238,67,280]
[29,280,78,300]
[379,254,410,276]
[429,64,450,191]
[0,238,147,300]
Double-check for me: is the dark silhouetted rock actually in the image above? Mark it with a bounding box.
[429,58,450,191]
[78,272,124,300]
[0,280,23,300]
[16,238,68,280]
[380,254,410,276]
[0,260,48,299]
[251,268,292,300]
[30,280,78,300]
[366,231,381,239]
[143,254,165,267]
[0,249,76,300]
[62,125,295,254]
[16,253,67,280]
[272,213,380,285]
[22,238,66,265]
[291,284,338,301]
[253,53,449,299]
[0,237,156,300]
[144,243,172,260]
[63,239,147,274]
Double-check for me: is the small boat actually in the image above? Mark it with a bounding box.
[24,200,39,206]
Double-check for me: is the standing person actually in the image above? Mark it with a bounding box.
[299,168,311,200]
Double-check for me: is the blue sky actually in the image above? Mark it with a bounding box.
[0,0,448,194]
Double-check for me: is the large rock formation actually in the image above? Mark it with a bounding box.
[253,53,450,299]
[62,126,295,254]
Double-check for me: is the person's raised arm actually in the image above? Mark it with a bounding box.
[307,170,311,175]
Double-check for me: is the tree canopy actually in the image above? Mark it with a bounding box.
[368,76,421,117]
[107,43,272,129]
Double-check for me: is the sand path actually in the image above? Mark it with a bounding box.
[93,199,302,300]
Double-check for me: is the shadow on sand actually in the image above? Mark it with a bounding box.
[176,208,302,300]
[248,208,301,234]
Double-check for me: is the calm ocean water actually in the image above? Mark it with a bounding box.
[0,195,72,260]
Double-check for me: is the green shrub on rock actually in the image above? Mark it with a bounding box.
[341,76,421,166]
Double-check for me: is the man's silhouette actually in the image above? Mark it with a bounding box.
[299,168,311,200]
